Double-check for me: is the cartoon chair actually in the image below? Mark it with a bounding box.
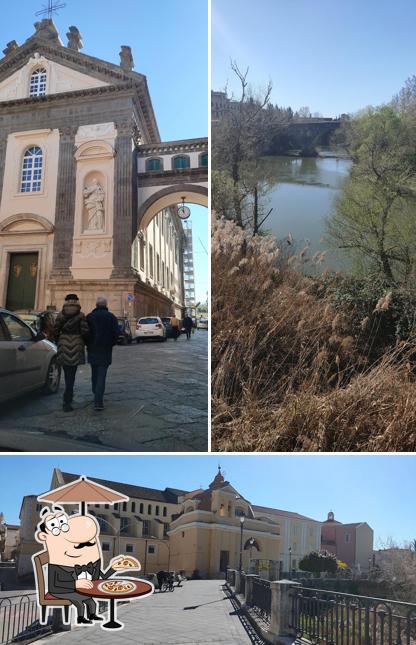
[33,551,71,625]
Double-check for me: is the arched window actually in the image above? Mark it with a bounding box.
[200,152,208,167]
[29,68,47,97]
[146,158,162,172]
[172,155,190,170]
[20,147,43,193]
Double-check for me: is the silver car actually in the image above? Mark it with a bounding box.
[0,308,61,404]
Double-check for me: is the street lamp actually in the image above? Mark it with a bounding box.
[288,546,292,578]
[248,537,255,573]
[239,516,245,572]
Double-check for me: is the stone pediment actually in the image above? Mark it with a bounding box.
[0,213,54,234]
[0,34,145,89]
[0,31,160,143]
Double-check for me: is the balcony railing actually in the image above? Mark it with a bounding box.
[0,594,49,644]
[290,586,416,645]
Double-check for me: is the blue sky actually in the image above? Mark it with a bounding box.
[212,0,416,117]
[1,455,414,547]
[1,1,208,301]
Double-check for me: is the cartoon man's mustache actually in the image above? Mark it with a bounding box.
[73,541,96,549]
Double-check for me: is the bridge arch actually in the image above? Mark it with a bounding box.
[137,183,208,232]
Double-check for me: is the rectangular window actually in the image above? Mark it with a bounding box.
[126,544,134,553]
[155,506,159,516]
[345,533,351,543]
[148,504,152,515]
[163,507,167,517]
[131,502,136,513]
[162,261,165,287]
[148,545,155,554]
[102,543,110,552]
[164,523,169,536]
[122,502,127,512]
[120,517,129,533]
[142,520,150,537]
[157,254,160,283]
[140,503,144,514]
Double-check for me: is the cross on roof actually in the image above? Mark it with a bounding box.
[35,0,66,20]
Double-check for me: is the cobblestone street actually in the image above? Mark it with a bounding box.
[43,580,260,645]
[0,331,207,452]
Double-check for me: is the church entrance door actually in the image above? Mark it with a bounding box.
[6,252,38,311]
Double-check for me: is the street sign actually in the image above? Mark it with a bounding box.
[127,293,135,302]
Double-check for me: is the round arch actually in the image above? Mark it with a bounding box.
[137,183,208,232]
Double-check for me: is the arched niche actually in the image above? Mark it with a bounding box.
[81,170,107,234]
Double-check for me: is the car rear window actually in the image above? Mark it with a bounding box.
[139,318,159,324]
[161,318,171,323]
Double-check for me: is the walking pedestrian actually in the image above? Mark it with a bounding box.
[183,314,193,340]
[86,297,119,411]
[53,294,90,412]
[171,315,180,341]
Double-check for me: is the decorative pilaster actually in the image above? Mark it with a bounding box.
[111,119,136,279]
[0,134,8,207]
[50,126,77,278]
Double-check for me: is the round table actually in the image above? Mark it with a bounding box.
[78,578,153,629]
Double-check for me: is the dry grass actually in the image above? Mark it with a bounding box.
[211,216,416,452]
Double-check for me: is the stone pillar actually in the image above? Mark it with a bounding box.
[50,126,77,278]
[245,574,259,605]
[267,580,300,645]
[234,570,241,594]
[111,119,136,279]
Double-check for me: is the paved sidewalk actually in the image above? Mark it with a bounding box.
[0,331,207,452]
[42,580,256,644]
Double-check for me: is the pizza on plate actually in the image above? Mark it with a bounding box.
[99,580,136,594]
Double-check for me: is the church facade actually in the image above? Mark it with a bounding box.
[0,19,207,318]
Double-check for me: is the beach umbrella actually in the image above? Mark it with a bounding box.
[38,476,129,515]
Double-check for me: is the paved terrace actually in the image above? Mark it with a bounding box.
[42,580,265,645]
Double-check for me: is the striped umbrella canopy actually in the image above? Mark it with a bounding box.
[37,476,129,515]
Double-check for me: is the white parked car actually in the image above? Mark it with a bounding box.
[197,318,209,329]
[135,316,167,342]
[0,307,61,404]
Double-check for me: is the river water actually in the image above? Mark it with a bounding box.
[258,155,352,270]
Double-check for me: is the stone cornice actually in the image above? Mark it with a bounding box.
[137,168,208,187]
[136,137,208,156]
[0,80,136,109]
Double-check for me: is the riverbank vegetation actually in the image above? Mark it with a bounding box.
[212,70,416,452]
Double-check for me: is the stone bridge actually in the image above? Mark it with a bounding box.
[288,118,341,149]
[137,137,208,230]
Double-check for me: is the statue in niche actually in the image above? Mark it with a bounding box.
[83,179,105,231]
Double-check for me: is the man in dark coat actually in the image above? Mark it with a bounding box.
[86,297,119,411]
[183,315,193,340]
[53,294,89,412]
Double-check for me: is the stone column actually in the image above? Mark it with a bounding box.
[267,580,300,645]
[50,126,77,278]
[111,118,136,279]
[245,574,259,605]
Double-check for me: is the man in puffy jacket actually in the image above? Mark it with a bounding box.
[86,297,119,411]
[54,294,89,412]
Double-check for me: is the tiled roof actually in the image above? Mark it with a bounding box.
[60,472,188,504]
[252,505,319,523]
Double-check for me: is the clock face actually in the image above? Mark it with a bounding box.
[177,205,191,220]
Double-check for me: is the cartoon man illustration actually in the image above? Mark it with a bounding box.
[34,506,139,625]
